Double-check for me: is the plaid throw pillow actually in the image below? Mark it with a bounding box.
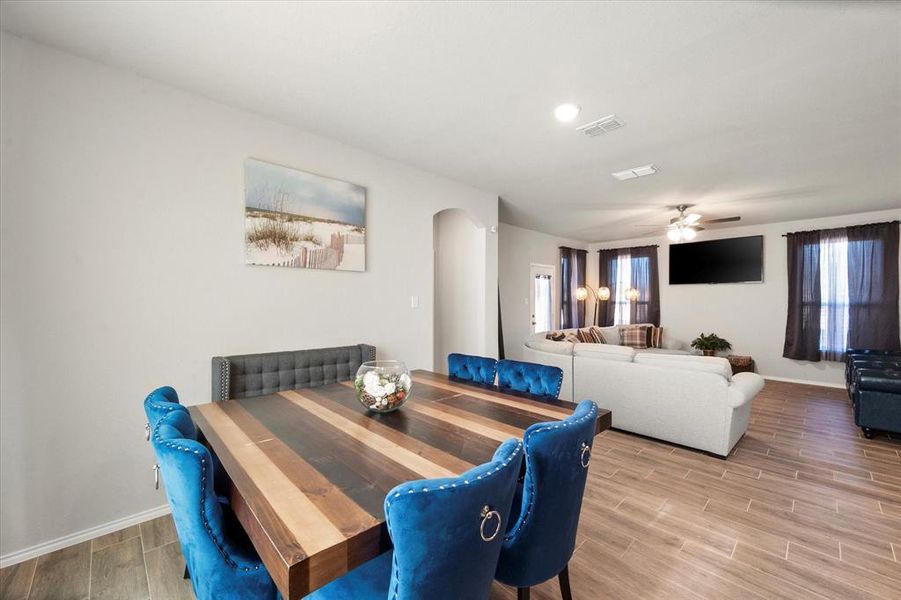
[621,324,649,349]
[563,332,580,344]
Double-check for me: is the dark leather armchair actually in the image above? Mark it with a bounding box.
[211,344,376,401]
[852,369,901,438]
[844,349,901,399]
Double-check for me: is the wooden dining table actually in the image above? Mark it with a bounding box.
[188,369,612,599]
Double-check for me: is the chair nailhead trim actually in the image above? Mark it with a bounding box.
[383,441,523,599]
[152,420,262,572]
[503,402,598,543]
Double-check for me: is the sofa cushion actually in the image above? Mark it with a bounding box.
[573,342,636,362]
[599,326,621,346]
[621,324,650,349]
[525,339,574,355]
[639,347,691,356]
[634,353,733,381]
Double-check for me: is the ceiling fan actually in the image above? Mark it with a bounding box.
[639,204,741,242]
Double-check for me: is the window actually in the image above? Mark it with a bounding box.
[818,234,850,360]
[532,273,552,333]
[612,253,632,325]
[599,247,659,327]
[784,221,899,363]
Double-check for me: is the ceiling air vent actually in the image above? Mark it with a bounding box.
[577,114,625,137]
[612,164,657,181]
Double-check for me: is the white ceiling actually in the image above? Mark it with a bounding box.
[1,1,899,241]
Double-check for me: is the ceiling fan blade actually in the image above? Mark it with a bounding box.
[683,213,702,224]
[700,216,741,224]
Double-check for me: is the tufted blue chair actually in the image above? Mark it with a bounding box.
[447,353,498,385]
[304,438,524,600]
[495,400,599,600]
[144,386,190,441]
[152,411,278,600]
[496,360,564,401]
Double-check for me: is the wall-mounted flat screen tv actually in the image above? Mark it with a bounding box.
[669,235,763,284]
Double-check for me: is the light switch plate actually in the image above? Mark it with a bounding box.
[410,295,420,308]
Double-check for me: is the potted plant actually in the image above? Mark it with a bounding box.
[691,333,732,356]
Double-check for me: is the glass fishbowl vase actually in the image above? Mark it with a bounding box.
[354,360,412,413]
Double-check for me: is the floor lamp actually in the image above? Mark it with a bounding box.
[575,286,611,326]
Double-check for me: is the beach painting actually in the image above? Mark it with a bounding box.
[244,158,366,271]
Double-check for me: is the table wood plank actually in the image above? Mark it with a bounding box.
[188,369,611,599]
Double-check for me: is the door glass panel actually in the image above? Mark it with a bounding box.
[534,274,552,333]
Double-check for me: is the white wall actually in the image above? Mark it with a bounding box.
[586,208,901,386]
[0,33,499,559]
[434,209,487,372]
[498,223,587,360]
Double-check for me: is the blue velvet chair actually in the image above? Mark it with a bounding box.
[495,400,599,600]
[305,438,524,600]
[496,359,564,401]
[152,411,278,600]
[144,386,190,441]
[447,353,498,385]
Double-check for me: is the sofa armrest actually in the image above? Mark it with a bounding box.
[727,372,765,408]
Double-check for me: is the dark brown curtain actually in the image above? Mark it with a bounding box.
[783,230,822,360]
[560,247,587,329]
[597,248,619,326]
[847,222,900,351]
[630,245,661,326]
[597,246,660,326]
[783,221,900,361]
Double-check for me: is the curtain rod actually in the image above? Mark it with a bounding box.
[596,244,659,252]
[781,220,899,238]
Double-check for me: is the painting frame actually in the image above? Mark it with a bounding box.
[244,158,367,272]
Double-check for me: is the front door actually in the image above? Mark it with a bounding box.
[529,264,555,333]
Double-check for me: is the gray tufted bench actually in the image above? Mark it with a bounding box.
[211,344,376,401]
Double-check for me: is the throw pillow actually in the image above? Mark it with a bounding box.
[652,326,664,348]
[545,331,566,341]
[589,326,607,344]
[563,332,580,344]
[621,324,649,349]
[575,328,597,343]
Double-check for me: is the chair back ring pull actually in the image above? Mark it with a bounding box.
[145,422,151,441]
[152,464,160,490]
[479,506,502,542]
[580,442,591,468]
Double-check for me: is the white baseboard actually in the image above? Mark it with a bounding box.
[0,504,171,568]
[762,375,845,389]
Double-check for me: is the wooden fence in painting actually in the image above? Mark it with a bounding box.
[277,232,364,270]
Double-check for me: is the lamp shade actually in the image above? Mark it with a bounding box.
[597,287,611,301]
[625,287,640,302]
[574,286,589,301]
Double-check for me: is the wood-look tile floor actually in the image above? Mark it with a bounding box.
[2,380,899,599]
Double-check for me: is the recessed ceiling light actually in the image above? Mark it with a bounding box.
[554,103,581,123]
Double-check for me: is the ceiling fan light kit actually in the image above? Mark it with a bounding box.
[654,204,741,243]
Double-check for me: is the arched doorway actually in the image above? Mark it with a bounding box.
[433,208,486,373]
